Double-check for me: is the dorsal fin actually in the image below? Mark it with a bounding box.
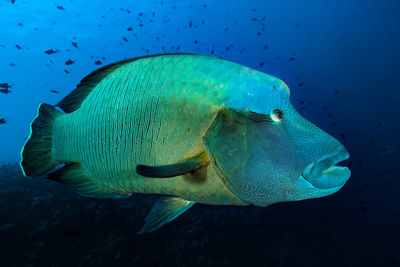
[56,53,196,113]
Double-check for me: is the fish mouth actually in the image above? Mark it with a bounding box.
[301,148,351,190]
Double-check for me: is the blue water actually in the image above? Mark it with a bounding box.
[0,0,399,266]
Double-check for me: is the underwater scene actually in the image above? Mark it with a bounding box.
[0,0,399,266]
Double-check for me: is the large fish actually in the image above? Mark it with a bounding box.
[20,54,351,233]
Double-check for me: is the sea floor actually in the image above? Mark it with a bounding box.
[0,164,399,267]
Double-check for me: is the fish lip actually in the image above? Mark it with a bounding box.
[302,147,350,188]
[299,175,345,192]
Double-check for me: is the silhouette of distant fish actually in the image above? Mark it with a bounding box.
[0,83,12,94]
[50,90,59,94]
[0,88,11,94]
[0,118,6,124]
[65,59,74,65]
[0,83,11,89]
[45,49,59,54]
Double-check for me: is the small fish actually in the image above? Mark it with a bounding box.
[11,0,16,4]
[127,27,133,31]
[0,88,11,94]
[0,118,6,124]
[123,37,128,42]
[15,44,22,50]
[56,5,65,10]
[72,42,78,48]
[44,49,59,54]
[65,59,74,65]
[361,208,367,213]
[298,82,304,87]
[0,83,11,89]
[64,69,70,74]
[263,45,268,50]
[20,54,350,234]
[334,90,340,96]
[289,57,295,62]
[94,60,102,65]
[50,90,59,94]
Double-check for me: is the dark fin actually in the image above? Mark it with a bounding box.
[57,53,196,113]
[138,197,195,234]
[20,103,62,177]
[136,150,210,178]
[48,163,132,198]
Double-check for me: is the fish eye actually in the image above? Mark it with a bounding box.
[235,109,283,123]
[270,109,283,122]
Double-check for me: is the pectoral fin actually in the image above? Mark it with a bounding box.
[136,150,209,178]
[138,197,195,234]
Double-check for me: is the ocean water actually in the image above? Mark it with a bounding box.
[0,0,399,266]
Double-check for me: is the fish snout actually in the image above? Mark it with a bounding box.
[302,147,351,190]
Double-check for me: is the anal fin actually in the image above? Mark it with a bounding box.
[138,197,195,234]
[48,163,131,199]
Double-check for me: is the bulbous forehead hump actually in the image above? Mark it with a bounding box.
[222,65,291,113]
[236,66,290,94]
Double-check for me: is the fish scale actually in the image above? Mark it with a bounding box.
[52,55,233,197]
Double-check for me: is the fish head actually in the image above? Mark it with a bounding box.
[203,74,350,206]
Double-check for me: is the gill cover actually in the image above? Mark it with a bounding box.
[203,108,309,206]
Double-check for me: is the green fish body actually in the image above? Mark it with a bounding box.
[20,54,350,233]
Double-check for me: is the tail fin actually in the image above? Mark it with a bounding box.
[20,103,62,177]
